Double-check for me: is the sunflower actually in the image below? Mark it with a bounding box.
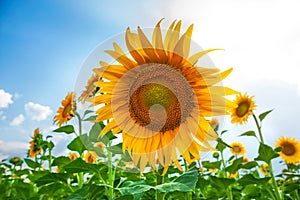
[275,136,300,164]
[69,152,79,161]
[230,93,256,124]
[84,151,98,164]
[91,19,237,173]
[243,157,249,163]
[227,171,238,178]
[79,74,99,103]
[29,128,43,158]
[230,142,246,155]
[54,92,75,127]
[259,163,269,176]
[209,118,219,131]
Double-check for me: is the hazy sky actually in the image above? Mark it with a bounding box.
[1,0,300,170]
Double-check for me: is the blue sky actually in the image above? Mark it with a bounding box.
[1,0,300,170]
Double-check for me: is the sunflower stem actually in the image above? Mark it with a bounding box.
[107,141,115,199]
[75,112,83,136]
[252,114,282,200]
[221,151,233,200]
[156,168,165,200]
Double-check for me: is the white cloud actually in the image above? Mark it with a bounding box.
[24,102,52,121]
[0,89,13,108]
[0,111,6,120]
[10,114,25,126]
[0,140,28,160]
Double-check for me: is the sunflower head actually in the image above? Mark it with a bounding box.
[230,93,256,124]
[9,156,23,166]
[28,128,43,158]
[259,163,269,176]
[227,171,238,178]
[69,152,79,161]
[90,19,237,173]
[84,151,98,164]
[54,92,76,127]
[275,136,300,164]
[79,74,99,103]
[242,157,249,163]
[230,142,246,155]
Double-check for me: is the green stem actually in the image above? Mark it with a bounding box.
[107,141,115,199]
[252,114,264,143]
[252,114,281,200]
[221,152,233,200]
[48,149,52,171]
[75,112,83,136]
[156,169,165,200]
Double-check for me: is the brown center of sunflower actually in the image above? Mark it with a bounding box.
[128,64,196,133]
[233,146,241,153]
[236,102,250,117]
[282,143,296,156]
[63,104,73,118]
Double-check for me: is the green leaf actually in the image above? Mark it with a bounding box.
[209,176,235,189]
[259,109,273,122]
[67,134,89,155]
[238,174,270,186]
[35,172,69,187]
[52,156,70,167]
[255,143,279,163]
[157,169,198,193]
[242,161,258,169]
[83,110,94,117]
[89,122,103,142]
[83,115,97,121]
[13,180,36,199]
[65,185,89,200]
[53,125,75,134]
[38,182,67,197]
[202,161,221,169]
[226,157,243,173]
[63,158,101,174]
[24,158,40,169]
[107,143,123,154]
[239,130,257,137]
[119,181,153,196]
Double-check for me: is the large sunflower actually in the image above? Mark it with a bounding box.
[91,20,237,173]
[275,136,300,164]
[29,128,43,158]
[230,93,256,124]
[54,92,76,127]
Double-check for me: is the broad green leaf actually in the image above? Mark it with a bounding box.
[89,122,103,142]
[209,176,235,189]
[38,182,67,197]
[35,172,69,186]
[156,169,198,193]
[255,143,279,163]
[52,156,70,167]
[65,185,89,200]
[63,158,101,174]
[202,161,221,169]
[83,115,97,121]
[12,180,35,199]
[242,184,261,196]
[53,125,75,134]
[107,143,123,154]
[238,174,270,186]
[259,109,273,122]
[239,130,256,137]
[83,110,94,118]
[242,161,258,169]
[226,157,243,173]
[119,181,153,196]
[67,134,89,155]
[24,158,40,169]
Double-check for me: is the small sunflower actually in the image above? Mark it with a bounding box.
[84,151,98,164]
[209,118,219,131]
[91,19,237,173]
[94,142,106,150]
[230,93,256,124]
[230,142,246,155]
[79,74,99,103]
[243,157,249,163]
[209,168,217,173]
[29,128,43,158]
[54,92,75,127]
[227,171,238,178]
[69,152,79,161]
[259,163,269,176]
[275,136,300,164]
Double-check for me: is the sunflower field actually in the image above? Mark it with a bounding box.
[1,20,299,200]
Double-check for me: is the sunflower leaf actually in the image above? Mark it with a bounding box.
[216,138,231,152]
[67,134,90,155]
[239,130,257,138]
[255,143,279,164]
[238,174,270,186]
[242,161,258,169]
[209,176,235,189]
[24,158,40,169]
[259,109,274,122]
[202,161,221,169]
[83,110,94,118]
[226,157,243,173]
[53,125,75,134]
